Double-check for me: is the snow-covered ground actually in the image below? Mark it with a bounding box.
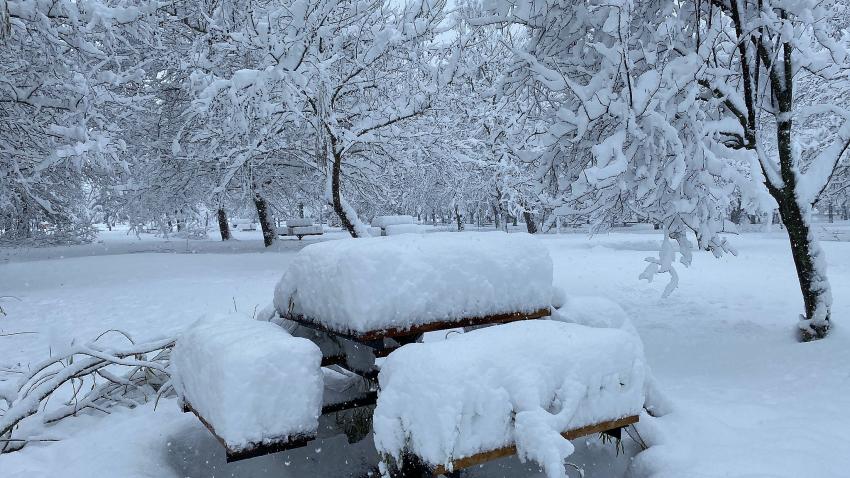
[2,225,849,477]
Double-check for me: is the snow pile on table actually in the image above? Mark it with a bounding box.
[371,215,416,228]
[274,232,553,334]
[170,314,323,452]
[286,218,315,227]
[373,320,646,478]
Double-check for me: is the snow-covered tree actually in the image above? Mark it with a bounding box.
[1,0,165,243]
[472,0,850,340]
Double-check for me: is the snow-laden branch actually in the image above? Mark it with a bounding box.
[0,333,174,453]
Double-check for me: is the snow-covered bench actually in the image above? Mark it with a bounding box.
[231,218,257,231]
[279,218,323,240]
[371,215,416,236]
[373,320,646,477]
[171,315,324,461]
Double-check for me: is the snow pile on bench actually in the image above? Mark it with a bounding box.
[371,215,415,228]
[171,314,323,453]
[373,320,646,478]
[286,218,315,227]
[291,225,323,236]
[274,232,553,334]
[384,223,430,235]
[552,294,673,418]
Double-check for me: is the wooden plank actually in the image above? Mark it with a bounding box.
[285,307,551,343]
[431,415,639,475]
[182,401,317,463]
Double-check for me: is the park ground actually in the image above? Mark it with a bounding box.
[1,224,849,477]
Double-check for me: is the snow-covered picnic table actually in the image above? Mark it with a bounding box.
[173,232,647,476]
[274,232,553,338]
[279,218,323,240]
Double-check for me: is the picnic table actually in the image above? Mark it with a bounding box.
[174,232,645,476]
[279,218,323,240]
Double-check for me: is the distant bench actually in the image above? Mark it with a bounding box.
[279,218,323,240]
[371,215,416,236]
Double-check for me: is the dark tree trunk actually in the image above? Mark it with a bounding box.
[454,205,464,231]
[722,4,832,341]
[774,188,831,340]
[331,151,358,238]
[253,192,275,247]
[772,92,831,341]
[523,211,537,234]
[493,205,501,229]
[217,208,231,241]
[730,196,744,224]
[175,210,185,232]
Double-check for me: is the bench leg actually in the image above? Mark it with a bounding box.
[384,454,433,478]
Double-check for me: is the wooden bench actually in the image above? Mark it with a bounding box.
[385,415,639,476]
[430,415,638,476]
[372,320,646,477]
[180,367,377,462]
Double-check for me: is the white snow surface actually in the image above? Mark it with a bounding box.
[373,320,646,477]
[274,232,553,334]
[371,215,416,227]
[170,314,323,451]
[4,225,850,478]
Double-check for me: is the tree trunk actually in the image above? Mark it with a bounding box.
[253,192,275,247]
[773,110,831,340]
[775,193,831,341]
[331,152,358,238]
[493,205,501,229]
[523,211,537,234]
[454,205,464,231]
[217,208,231,241]
[730,196,744,224]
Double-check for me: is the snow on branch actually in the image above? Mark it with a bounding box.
[0,332,175,454]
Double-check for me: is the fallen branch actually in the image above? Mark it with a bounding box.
[0,332,175,454]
